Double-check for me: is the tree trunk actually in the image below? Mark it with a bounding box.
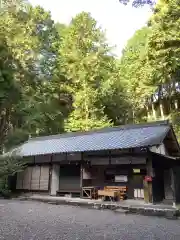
[159,100,164,120]
[146,105,151,120]
[174,99,178,110]
[152,103,156,120]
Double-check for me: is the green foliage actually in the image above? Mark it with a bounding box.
[143,0,180,137]
[147,0,180,86]
[0,0,72,151]
[2,0,180,152]
[0,177,11,198]
[0,5,131,178]
[0,154,26,197]
[119,0,180,140]
[1,0,180,169]
[119,27,153,120]
[0,155,26,179]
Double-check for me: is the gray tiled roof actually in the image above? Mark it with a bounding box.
[9,121,171,157]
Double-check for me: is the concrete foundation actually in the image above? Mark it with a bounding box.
[17,194,179,219]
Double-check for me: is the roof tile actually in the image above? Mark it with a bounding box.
[12,121,170,157]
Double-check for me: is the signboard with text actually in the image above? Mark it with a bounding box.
[115,175,128,182]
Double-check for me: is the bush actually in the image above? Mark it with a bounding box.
[0,177,11,199]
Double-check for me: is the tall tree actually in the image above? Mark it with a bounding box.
[59,12,112,131]
[0,1,71,150]
[59,12,129,131]
[145,0,180,134]
[119,26,152,121]
[15,5,72,137]
[147,0,180,87]
[119,0,180,140]
[0,0,28,152]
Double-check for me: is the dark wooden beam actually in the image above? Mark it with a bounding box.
[84,152,146,159]
[80,152,84,198]
[109,150,111,165]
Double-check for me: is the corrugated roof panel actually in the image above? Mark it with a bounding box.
[13,124,170,157]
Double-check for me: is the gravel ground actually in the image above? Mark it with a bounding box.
[0,200,180,240]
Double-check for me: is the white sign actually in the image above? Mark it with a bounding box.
[115,175,128,182]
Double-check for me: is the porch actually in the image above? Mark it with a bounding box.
[51,149,148,202]
[50,151,180,206]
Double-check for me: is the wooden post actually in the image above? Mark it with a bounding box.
[48,155,53,193]
[171,168,176,208]
[145,156,153,203]
[143,180,149,203]
[80,153,84,198]
[109,150,111,165]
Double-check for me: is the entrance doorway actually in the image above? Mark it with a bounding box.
[58,164,81,197]
[126,168,146,199]
[152,168,174,204]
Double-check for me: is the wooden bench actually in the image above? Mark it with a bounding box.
[104,186,127,200]
[98,189,119,201]
[98,186,127,201]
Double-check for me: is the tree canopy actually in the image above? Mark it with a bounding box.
[0,0,73,152]
[0,1,130,154]
[119,26,152,121]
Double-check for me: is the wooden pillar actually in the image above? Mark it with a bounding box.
[80,153,84,198]
[144,156,153,203]
[170,168,176,207]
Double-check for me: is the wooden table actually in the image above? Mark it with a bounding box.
[82,186,98,199]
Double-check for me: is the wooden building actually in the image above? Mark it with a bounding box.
[10,120,180,205]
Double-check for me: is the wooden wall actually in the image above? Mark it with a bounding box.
[16,165,50,191]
